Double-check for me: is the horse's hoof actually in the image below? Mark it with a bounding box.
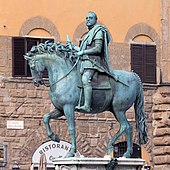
[53,135,60,142]
[49,133,60,142]
[123,151,131,158]
[65,152,75,158]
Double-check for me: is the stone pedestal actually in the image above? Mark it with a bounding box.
[53,157,145,170]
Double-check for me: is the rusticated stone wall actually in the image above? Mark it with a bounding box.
[0,79,155,170]
[0,35,155,170]
[152,86,170,170]
[0,36,12,77]
[0,79,51,169]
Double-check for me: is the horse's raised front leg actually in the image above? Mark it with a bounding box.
[43,108,64,142]
[107,111,133,158]
[63,104,76,158]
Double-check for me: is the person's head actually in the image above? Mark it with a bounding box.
[86,12,98,29]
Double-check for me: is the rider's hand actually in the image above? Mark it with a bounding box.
[77,50,84,56]
[66,42,75,49]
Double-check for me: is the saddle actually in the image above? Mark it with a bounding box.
[78,71,111,90]
[92,72,111,89]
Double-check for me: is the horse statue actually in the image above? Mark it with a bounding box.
[24,41,148,158]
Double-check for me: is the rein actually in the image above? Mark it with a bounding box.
[49,56,80,89]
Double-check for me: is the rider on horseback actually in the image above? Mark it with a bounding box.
[69,11,112,112]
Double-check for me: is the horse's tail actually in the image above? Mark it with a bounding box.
[134,73,148,145]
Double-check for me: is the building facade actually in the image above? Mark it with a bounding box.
[0,0,169,169]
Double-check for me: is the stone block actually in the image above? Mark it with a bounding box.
[6,130,16,137]
[152,104,170,112]
[89,125,98,135]
[17,83,26,89]
[153,136,170,146]
[153,119,170,128]
[79,125,89,134]
[153,146,170,155]
[5,83,16,89]
[16,129,27,137]
[153,112,163,120]
[27,90,37,98]
[0,106,5,113]
[5,106,16,115]
[154,164,170,170]
[153,127,170,137]
[98,125,108,133]
[154,155,170,165]
[10,89,27,98]
[90,138,98,147]
[158,86,170,94]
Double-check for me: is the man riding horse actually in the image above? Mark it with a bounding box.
[69,11,112,112]
[25,11,148,158]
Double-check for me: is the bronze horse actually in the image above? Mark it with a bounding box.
[24,42,148,158]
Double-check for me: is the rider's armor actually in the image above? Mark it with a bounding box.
[76,25,111,112]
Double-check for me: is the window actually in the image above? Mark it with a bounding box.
[114,142,141,158]
[131,44,156,84]
[12,37,54,77]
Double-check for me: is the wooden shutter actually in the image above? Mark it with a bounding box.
[26,38,39,51]
[12,37,26,76]
[144,45,156,83]
[131,44,144,81]
[12,37,54,78]
[131,44,156,84]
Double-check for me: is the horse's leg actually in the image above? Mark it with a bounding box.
[63,104,76,157]
[107,111,126,154]
[123,121,133,158]
[107,111,133,158]
[43,109,64,142]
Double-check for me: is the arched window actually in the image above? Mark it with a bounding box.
[12,16,59,77]
[125,23,160,84]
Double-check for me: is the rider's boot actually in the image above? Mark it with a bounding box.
[76,84,92,112]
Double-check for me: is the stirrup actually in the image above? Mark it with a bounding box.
[75,105,90,112]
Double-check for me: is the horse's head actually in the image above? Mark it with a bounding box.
[24,41,76,87]
[24,51,45,87]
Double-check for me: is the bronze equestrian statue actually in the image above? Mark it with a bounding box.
[24,12,148,158]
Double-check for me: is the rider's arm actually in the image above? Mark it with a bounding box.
[82,30,103,55]
[83,39,102,55]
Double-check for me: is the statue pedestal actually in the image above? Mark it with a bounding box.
[53,157,145,170]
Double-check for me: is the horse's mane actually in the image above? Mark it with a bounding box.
[26,41,71,57]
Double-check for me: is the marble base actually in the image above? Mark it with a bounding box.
[53,157,145,170]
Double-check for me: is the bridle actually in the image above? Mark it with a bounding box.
[31,54,80,88]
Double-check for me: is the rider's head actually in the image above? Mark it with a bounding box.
[86,11,98,29]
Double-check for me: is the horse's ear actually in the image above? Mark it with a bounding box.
[24,55,32,60]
